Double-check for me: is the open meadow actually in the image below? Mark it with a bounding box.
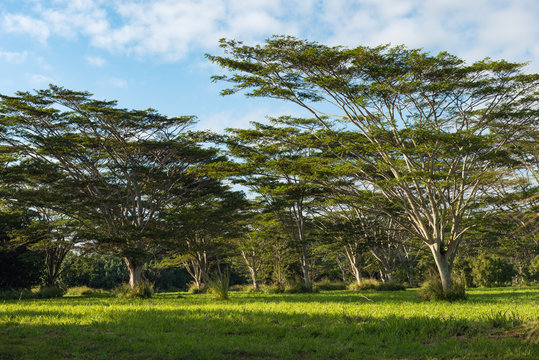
[0,287,538,359]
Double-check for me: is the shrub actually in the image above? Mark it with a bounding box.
[314,279,347,291]
[471,254,516,287]
[375,282,406,291]
[453,257,474,287]
[37,286,65,298]
[418,278,466,302]
[65,286,110,297]
[114,280,154,299]
[229,284,257,292]
[187,282,207,294]
[348,279,405,291]
[283,279,318,293]
[260,284,284,294]
[353,278,379,290]
[0,288,36,300]
[208,272,230,300]
[527,255,539,283]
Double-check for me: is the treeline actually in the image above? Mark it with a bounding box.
[0,38,538,296]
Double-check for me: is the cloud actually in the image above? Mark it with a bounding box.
[98,77,128,88]
[0,50,28,63]
[1,0,538,69]
[27,73,54,86]
[3,14,50,43]
[86,55,106,67]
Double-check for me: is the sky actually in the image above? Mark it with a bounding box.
[1,0,538,132]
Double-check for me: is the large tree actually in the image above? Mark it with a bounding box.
[208,37,539,292]
[0,85,220,288]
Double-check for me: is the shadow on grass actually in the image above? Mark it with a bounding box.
[1,298,536,360]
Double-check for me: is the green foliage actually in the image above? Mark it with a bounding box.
[0,288,36,300]
[0,208,45,290]
[188,282,207,294]
[283,278,319,293]
[65,286,111,297]
[527,255,539,283]
[208,272,230,300]
[375,282,406,291]
[348,279,406,291]
[453,257,475,288]
[470,254,516,287]
[209,36,539,304]
[114,280,154,299]
[259,284,284,294]
[37,286,65,298]
[418,278,466,302]
[314,279,347,291]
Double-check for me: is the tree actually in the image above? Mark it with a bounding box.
[219,117,325,289]
[160,182,246,290]
[208,37,539,292]
[0,85,220,288]
[0,205,44,289]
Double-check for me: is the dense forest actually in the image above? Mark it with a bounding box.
[1,38,537,297]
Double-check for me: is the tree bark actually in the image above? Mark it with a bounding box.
[429,244,453,292]
[124,257,145,288]
[299,244,311,289]
[344,246,362,285]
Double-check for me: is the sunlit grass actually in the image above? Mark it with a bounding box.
[1,287,538,359]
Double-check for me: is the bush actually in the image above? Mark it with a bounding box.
[314,279,347,291]
[453,257,474,288]
[65,286,110,297]
[418,278,466,302]
[37,286,65,298]
[208,272,230,300]
[471,254,516,287]
[114,280,154,299]
[0,288,36,300]
[260,284,284,294]
[229,284,257,292]
[187,282,207,294]
[375,282,406,291]
[352,278,379,290]
[283,279,318,293]
[527,255,539,283]
[348,279,405,291]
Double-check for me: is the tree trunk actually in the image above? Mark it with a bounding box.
[344,246,361,285]
[385,269,394,283]
[250,268,258,290]
[299,244,311,289]
[429,245,453,292]
[124,257,145,288]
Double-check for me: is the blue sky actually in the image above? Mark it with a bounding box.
[1,0,538,132]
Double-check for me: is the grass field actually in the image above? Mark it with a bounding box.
[0,287,538,359]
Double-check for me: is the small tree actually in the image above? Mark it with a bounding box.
[220,118,326,289]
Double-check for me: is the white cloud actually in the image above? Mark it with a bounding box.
[1,0,538,69]
[99,77,128,88]
[0,50,28,63]
[85,55,106,67]
[27,73,54,86]
[3,14,50,43]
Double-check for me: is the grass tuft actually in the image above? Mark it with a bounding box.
[418,278,466,301]
[114,280,154,299]
[208,272,230,300]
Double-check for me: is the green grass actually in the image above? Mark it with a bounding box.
[0,287,538,359]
